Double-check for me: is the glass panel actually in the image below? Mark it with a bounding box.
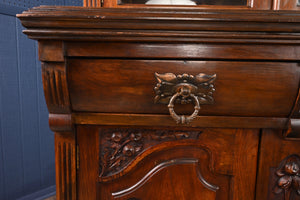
[120,0,247,6]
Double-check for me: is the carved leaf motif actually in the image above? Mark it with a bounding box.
[155,72,177,83]
[273,154,300,199]
[195,73,216,84]
[278,176,293,190]
[99,129,201,177]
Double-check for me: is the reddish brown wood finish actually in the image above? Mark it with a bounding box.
[77,126,99,200]
[68,59,299,117]
[77,126,259,200]
[17,6,300,200]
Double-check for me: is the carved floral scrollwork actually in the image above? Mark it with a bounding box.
[273,154,300,200]
[99,129,201,177]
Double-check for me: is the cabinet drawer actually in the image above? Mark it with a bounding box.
[68,59,299,117]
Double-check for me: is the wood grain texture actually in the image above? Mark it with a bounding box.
[232,129,259,200]
[77,126,99,200]
[55,132,76,200]
[68,59,299,117]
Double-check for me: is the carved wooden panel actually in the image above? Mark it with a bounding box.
[99,128,201,178]
[76,126,259,200]
[42,62,71,114]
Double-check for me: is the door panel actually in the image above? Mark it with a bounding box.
[77,126,259,200]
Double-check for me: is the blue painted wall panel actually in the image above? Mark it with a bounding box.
[0,96,5,200]
[16,18,43,194]
[0,0,82,199]
[0,14,24,200]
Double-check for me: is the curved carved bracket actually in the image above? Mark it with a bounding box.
[42,62,71,114]
[273,154,300,200]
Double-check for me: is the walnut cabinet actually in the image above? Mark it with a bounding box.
[17,6,300,200]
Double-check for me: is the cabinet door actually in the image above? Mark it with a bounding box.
[256,129,300,200]
[77,126,259,200]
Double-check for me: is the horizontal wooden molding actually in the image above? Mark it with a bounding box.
[72,113,288,129]
[17,7,300,44]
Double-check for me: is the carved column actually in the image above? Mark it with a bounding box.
[83,0,102,7]
[39,41,76,200]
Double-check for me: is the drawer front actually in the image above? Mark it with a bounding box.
[68,59,299,117]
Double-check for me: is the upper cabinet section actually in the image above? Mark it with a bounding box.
[83,0,299,10]
[120,0,247,6]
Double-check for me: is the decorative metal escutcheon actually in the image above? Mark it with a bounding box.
[154,72,216,124]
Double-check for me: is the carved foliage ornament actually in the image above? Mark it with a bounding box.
[154,72,216,124]
[99,129,201,177]
[273,154,300,200]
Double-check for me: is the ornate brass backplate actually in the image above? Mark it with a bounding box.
[154,72,216,124]
[154,73,216,105]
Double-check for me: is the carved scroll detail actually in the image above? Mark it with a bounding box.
[112,158,218,198]
[99,129,201,177]
[273,154,300,200]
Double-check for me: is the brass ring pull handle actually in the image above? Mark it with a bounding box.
[154,72,216,124]
[168,88,200,124]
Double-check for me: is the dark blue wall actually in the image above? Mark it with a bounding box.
[0,1,81,199]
